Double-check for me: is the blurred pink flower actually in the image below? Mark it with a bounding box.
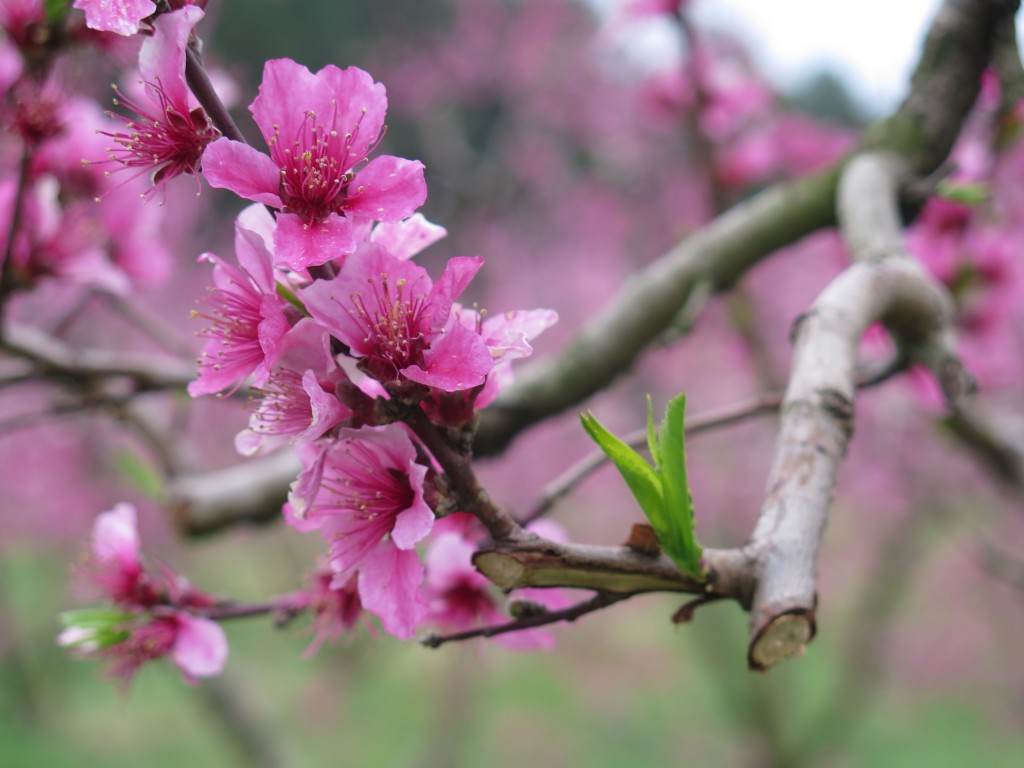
[297,571,366,654]
[98,6,218,197]
[60,611,227,686]
[202,59,426,270]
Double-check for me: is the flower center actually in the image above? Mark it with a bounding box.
[270,103,381,223]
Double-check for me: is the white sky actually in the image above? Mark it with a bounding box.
[691,0,944,114]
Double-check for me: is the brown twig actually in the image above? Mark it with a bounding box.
[0,148,33,325]
[402,405,522,542]
[420,590,630,648]
[184,44,246,144]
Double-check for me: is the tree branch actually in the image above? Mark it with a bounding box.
[475,0,1017,458]
[420,590,631,648]
[743,150,970,670]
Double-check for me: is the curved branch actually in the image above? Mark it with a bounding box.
[744,150,970,670]
[476,0,1017,458]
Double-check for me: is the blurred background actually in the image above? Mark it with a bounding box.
[2,0,1024,766]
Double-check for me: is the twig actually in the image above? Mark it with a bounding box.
[520,357,907,527]
[169,449,301,536]
[420,591,630,648]
[2,322,197,391]
[184,45,245,144]
[943,402,1024,496]
[0,148,33,325]
[402,405,522,542]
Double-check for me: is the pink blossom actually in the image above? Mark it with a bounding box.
[0,176,132,294]
[88,502,150,605]
[425,532,506,631]
[61,611,227,686]
[234,319,353,456]
[368,213,448,260]
[297,571,366,654]
[189,205,291,396]
[74,0,156,36]
[96,6,218,198]
[202,59,427,270]
[423,523,566,651]
[289,425,433,639]
[170,612,228,680]
[301,245,493,393]
[0,0,45,46]
[455,306,558,408]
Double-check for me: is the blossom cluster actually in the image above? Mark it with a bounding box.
[7,2,560,679]
[184,52,557,641]
[58,503,227,685]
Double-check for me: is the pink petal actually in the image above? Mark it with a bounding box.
[481,308,559,363]
[315,65,388,164]
[139,6,202,109]
[390,463,433,550]
[251,59,334,151]
[401,322,493,392]
[273,212,355,271]
[358,542,429,640]
[255,295,291,385]
[344,156,427,222]
[202,138,284,208]
[425,532,486,593]
[172,614,228,679]
[425,256,484,328]
[92,502,140,568]
[369,213,447,260]
[74,0,156,36]
[234,205,277,293]
[300,369,348,442]
[286,442,329,528]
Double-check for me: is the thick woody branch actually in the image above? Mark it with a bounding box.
[1,323,196,391]
[474,536,756,603]
[744,151,968,670]
[169,450,300,536]
[474,169,839,456]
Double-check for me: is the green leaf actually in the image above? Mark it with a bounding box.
[936,180,989,205]
[646,394,660,467]
[655,394,703,579]
[581,398,705,581]
[580,411,664,528]
[60,608,134,629]
[114,450,165,500]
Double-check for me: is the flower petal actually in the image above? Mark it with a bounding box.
[358,542,428,640]
[369,213,447,260]
[401,322,493,392]
[273,212,354,271]
[202,138,284,208]
[172,614,228,680]
[344,156,427,222]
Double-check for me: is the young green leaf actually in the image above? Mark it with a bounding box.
[580,411,664,528]
[655,394,703,578]
[581,396,705,581]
